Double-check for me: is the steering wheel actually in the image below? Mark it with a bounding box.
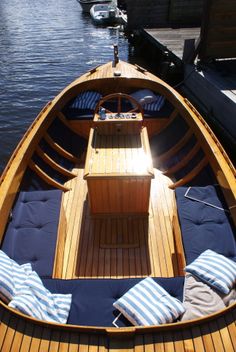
[94,93,144,115]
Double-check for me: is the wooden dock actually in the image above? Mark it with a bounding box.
[143,27,200,62]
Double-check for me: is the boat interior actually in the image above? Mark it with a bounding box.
[0,60,235,351]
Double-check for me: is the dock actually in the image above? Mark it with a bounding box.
[125,0,236,161]
[142,27,200,63]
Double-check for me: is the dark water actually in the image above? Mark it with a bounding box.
[0,0,131,173]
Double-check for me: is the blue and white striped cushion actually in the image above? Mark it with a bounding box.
[70,91,102,110]
[113,277,185,326]
[0,250,15,302]
[0,250,71,323]
[9,270,72,323]
[185,249,236,294]
[143,95,165,112]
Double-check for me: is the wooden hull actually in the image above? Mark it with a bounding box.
[0,60,235,351]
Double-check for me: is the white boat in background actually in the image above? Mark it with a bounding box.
[90,3,122,25]
[77,0,113,13]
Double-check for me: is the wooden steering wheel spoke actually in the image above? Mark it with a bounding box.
[94,93,144,116]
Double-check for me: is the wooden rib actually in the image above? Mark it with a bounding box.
[44,133,79,163]
[169,157,208,189]
[157,108,179,132]
[36,146,76,178]
[29,160,70,192]
[158,129,193,164]
[163,142,200,176]
[57,111,81,134]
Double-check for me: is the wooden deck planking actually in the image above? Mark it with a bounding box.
[143,27,200,61]
[0,304,236,351]
[55,162,177,279]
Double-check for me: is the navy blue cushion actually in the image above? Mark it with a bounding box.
[2,190,62,277]
[42,277,184,327]
[176,186,236,265]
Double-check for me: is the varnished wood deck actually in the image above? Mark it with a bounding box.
[1,302,236,351]
[54,166,180,279]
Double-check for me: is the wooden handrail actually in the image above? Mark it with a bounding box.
[44,133,79,163]
[163,142,200,176]
[169,157,208,189]
[36,146,76,178]
[29,160,70,192]
[158,129,193,164]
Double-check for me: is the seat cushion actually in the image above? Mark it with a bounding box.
[2,190,62,277]
[175,185,236,265]
[113,277,185,326]
[42,277,184,327]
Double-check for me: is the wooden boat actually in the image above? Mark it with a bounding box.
[0,49,236,351]
[77,0,113,13]
[90,3,122,25]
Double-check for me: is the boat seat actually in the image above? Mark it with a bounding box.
[63,90,102,120]
[2,189,62,277]
[175,185,236,265]
[42,277,184,327]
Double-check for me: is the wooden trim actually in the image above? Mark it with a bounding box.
[44,133,79,163]
[169,157,208,189]
[158,129,193,164]
[172,208,186,276]
[53,201,67,278]
[163,142,200,176]
[29,160,70,192]
[36,146,76,178]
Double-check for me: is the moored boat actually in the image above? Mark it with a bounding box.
[90,3,122,25]
[0,49,235,351]
[77,0,113,13]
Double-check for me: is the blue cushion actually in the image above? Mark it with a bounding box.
[113,277,185,326]
[185,250,236,294]
[2,190,62,277]
[175,186,236,265]
[42,277,184,327]
[70,91,102,110]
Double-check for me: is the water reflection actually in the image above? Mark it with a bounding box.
[0,0,129,172]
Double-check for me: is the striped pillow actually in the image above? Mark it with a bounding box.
[71,91,102,110]
[113,277,185,326]
[0,250,15,302]
[185,249,236,294]
[143,95,165,112]
[0,250,71,323]
[9,269,72,323]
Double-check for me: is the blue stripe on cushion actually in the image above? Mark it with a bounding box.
[70,91,102,110]
[143,96,165,112]
[185,249,236,294]
[113,277,185,326]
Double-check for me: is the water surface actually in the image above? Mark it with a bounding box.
[0,0,130,172]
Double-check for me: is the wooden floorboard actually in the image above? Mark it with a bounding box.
[54,164,178,279]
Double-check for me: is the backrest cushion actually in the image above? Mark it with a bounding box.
[185,249,236,294]
[113,277,185,325]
